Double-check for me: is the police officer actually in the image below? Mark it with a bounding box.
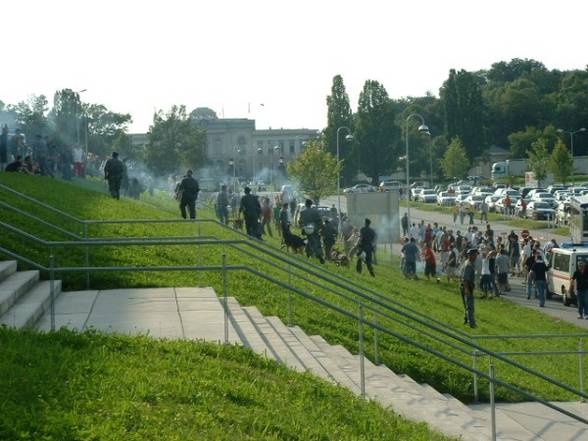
[322,218,337,261]
[104,152,125,199]
[239,187,262,238]
[461,248,479,328]
[356,218,376,277]
[177,170,200,219]
[300,199,324,263]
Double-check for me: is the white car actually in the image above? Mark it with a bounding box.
[531,192,556,207]
[437,192,456,206]
[464,194,485,210]
[411,187,424,200]
[379,180,401,192]
[485,195,501,212]
[343,183,376,194]
[526,201,556,220]
[418,189,437,203]
[455,193,470,204]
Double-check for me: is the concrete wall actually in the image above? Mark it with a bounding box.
[346,191,400,244]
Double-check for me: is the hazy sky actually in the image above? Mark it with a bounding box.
[2,0,586,133]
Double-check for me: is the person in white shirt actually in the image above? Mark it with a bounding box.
[72,146,84,177]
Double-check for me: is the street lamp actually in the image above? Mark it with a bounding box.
[272,145,281,189]
[336,126,353,231]
[424,130,433,187]
[405,113,429,226]
[557,127,587,182]
[253,146,262,180]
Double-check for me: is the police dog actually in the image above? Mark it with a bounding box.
[330,249,350,267]
[282,226,306,254]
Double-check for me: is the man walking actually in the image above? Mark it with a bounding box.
[529,254,549,307]
[322,218,337,261]
[401,237,420,279]
[572,261,588,319]
[356,218,376,277]
[216,184,229,224]
[177,170,200,219]
[104,152,125,199]
[239,187,262,238]
[401,213,409,237]
[461,248,479,328]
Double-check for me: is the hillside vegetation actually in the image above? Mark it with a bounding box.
[0,173,586,404]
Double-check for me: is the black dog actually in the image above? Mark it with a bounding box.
[282,227,306,254]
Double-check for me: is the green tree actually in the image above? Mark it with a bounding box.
[11,95,49,141]
[528,138,549,186]
[549,140,573,184]
[287,140,341,203]
[441,137,469,179]
[354,80,399,184]
[84,103,132,157]
[145,105,207,176]
[323,75,353,184]
[48,89,82,146]
[440,69,485,159]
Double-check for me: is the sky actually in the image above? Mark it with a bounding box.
[1,0,586,133]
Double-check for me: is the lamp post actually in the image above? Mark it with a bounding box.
[253,146,262,181]
[424,130,433,187]
[557,127,587,182]
[405,113,429,226]
[272,145,281,190]
[336,126,353,231]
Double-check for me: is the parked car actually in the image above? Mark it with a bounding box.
[546,247,588,306]
[411,187,424,200]
[343,183,376,194]
[418,189,437,203]
[434,184,446,194]
[379,180,402,192]
[546,185,567,194]
[485,195,501,212]
[531,192,556,207]
[455,193,470,205]
[526,201,555,220]
[437,191,456,206]
[525,188,546,199]
[463,194,485,210]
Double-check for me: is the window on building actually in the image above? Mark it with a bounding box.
[257,141,263,149]
[278,140,285,152]
[289,139,295,154]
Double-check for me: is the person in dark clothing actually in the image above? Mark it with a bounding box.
[177,170,200,219]
[529,255,549,307]
[104,152,125,199]
[216,184,229,224]
[5,155,24,172]
[572,261,588,319]
[525,253,536,299]
[239,187,262,238]
[356,218,376,277]
[300,199,324,263]
[401,237,420,279]
[279,203,290,235]
[401,213,409,237]
[0,125,8,171]
[61,147,74,181]
[322,218,337,261]
[461,248,479,328]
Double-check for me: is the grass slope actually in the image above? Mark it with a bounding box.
[0,328,451,441]
[0,174,586,404]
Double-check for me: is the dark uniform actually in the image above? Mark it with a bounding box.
[461,250,478,328]
[104,154,125,199]
[240,190,262,238]
[356,221,376,277]
[178,173,200,219]
[322,220,337,260]
[216,188,229,224]
[300,205,324,262]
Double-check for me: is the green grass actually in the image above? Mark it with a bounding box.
[0,327,451,441]
[1,173,587,405]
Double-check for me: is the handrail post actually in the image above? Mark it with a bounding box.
[83,222,90,289]
[373,314,380,366]
[358,303,366,398]
[287,263,292,327]
[49,249,56,332]
[473,350,479,402]
[580,339,585,401]
[489,363,497,441]
[222,254,228,344]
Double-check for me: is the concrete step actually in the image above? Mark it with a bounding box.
[225,297,277,361]
[264,317,334,381]
[0,270,40,316]
[310,336,491,440]
[0,261,17,283]
[241,306,305,372]
[0,280,62,329]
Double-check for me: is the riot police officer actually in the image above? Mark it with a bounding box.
[300,199,324,264]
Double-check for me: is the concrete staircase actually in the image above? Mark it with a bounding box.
[0,260,62,329]
[3,273,584,440]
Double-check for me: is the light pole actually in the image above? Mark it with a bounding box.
[424,130,433,187]
[253,146,262,181]
[405,113,429,226]
[272,145,281,190]
[557,127,587,182]
[336,126,353,231]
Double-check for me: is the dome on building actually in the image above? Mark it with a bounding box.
[190,107,218,121]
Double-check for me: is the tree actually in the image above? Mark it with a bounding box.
[528,138,549,186]
[323,75,353,184]
[11,95,49,141]
[48,89,82,146]
[144,105,207,176]
[84,103,132,157]
[441,137,469,179]
[287,140,341,203]
[353,80,399,184]
[440,69,486,159]
[549,140,573,184]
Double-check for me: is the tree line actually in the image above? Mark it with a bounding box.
[323,59,588,184]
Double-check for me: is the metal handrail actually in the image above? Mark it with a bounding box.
[1,240,586,429]
[2,221,587,404]
[0,185,470,339]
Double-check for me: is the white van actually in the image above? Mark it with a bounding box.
[546,247,588,306]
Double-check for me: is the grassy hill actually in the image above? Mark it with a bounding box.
[0,327,450,441]
[0,173,586,404]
